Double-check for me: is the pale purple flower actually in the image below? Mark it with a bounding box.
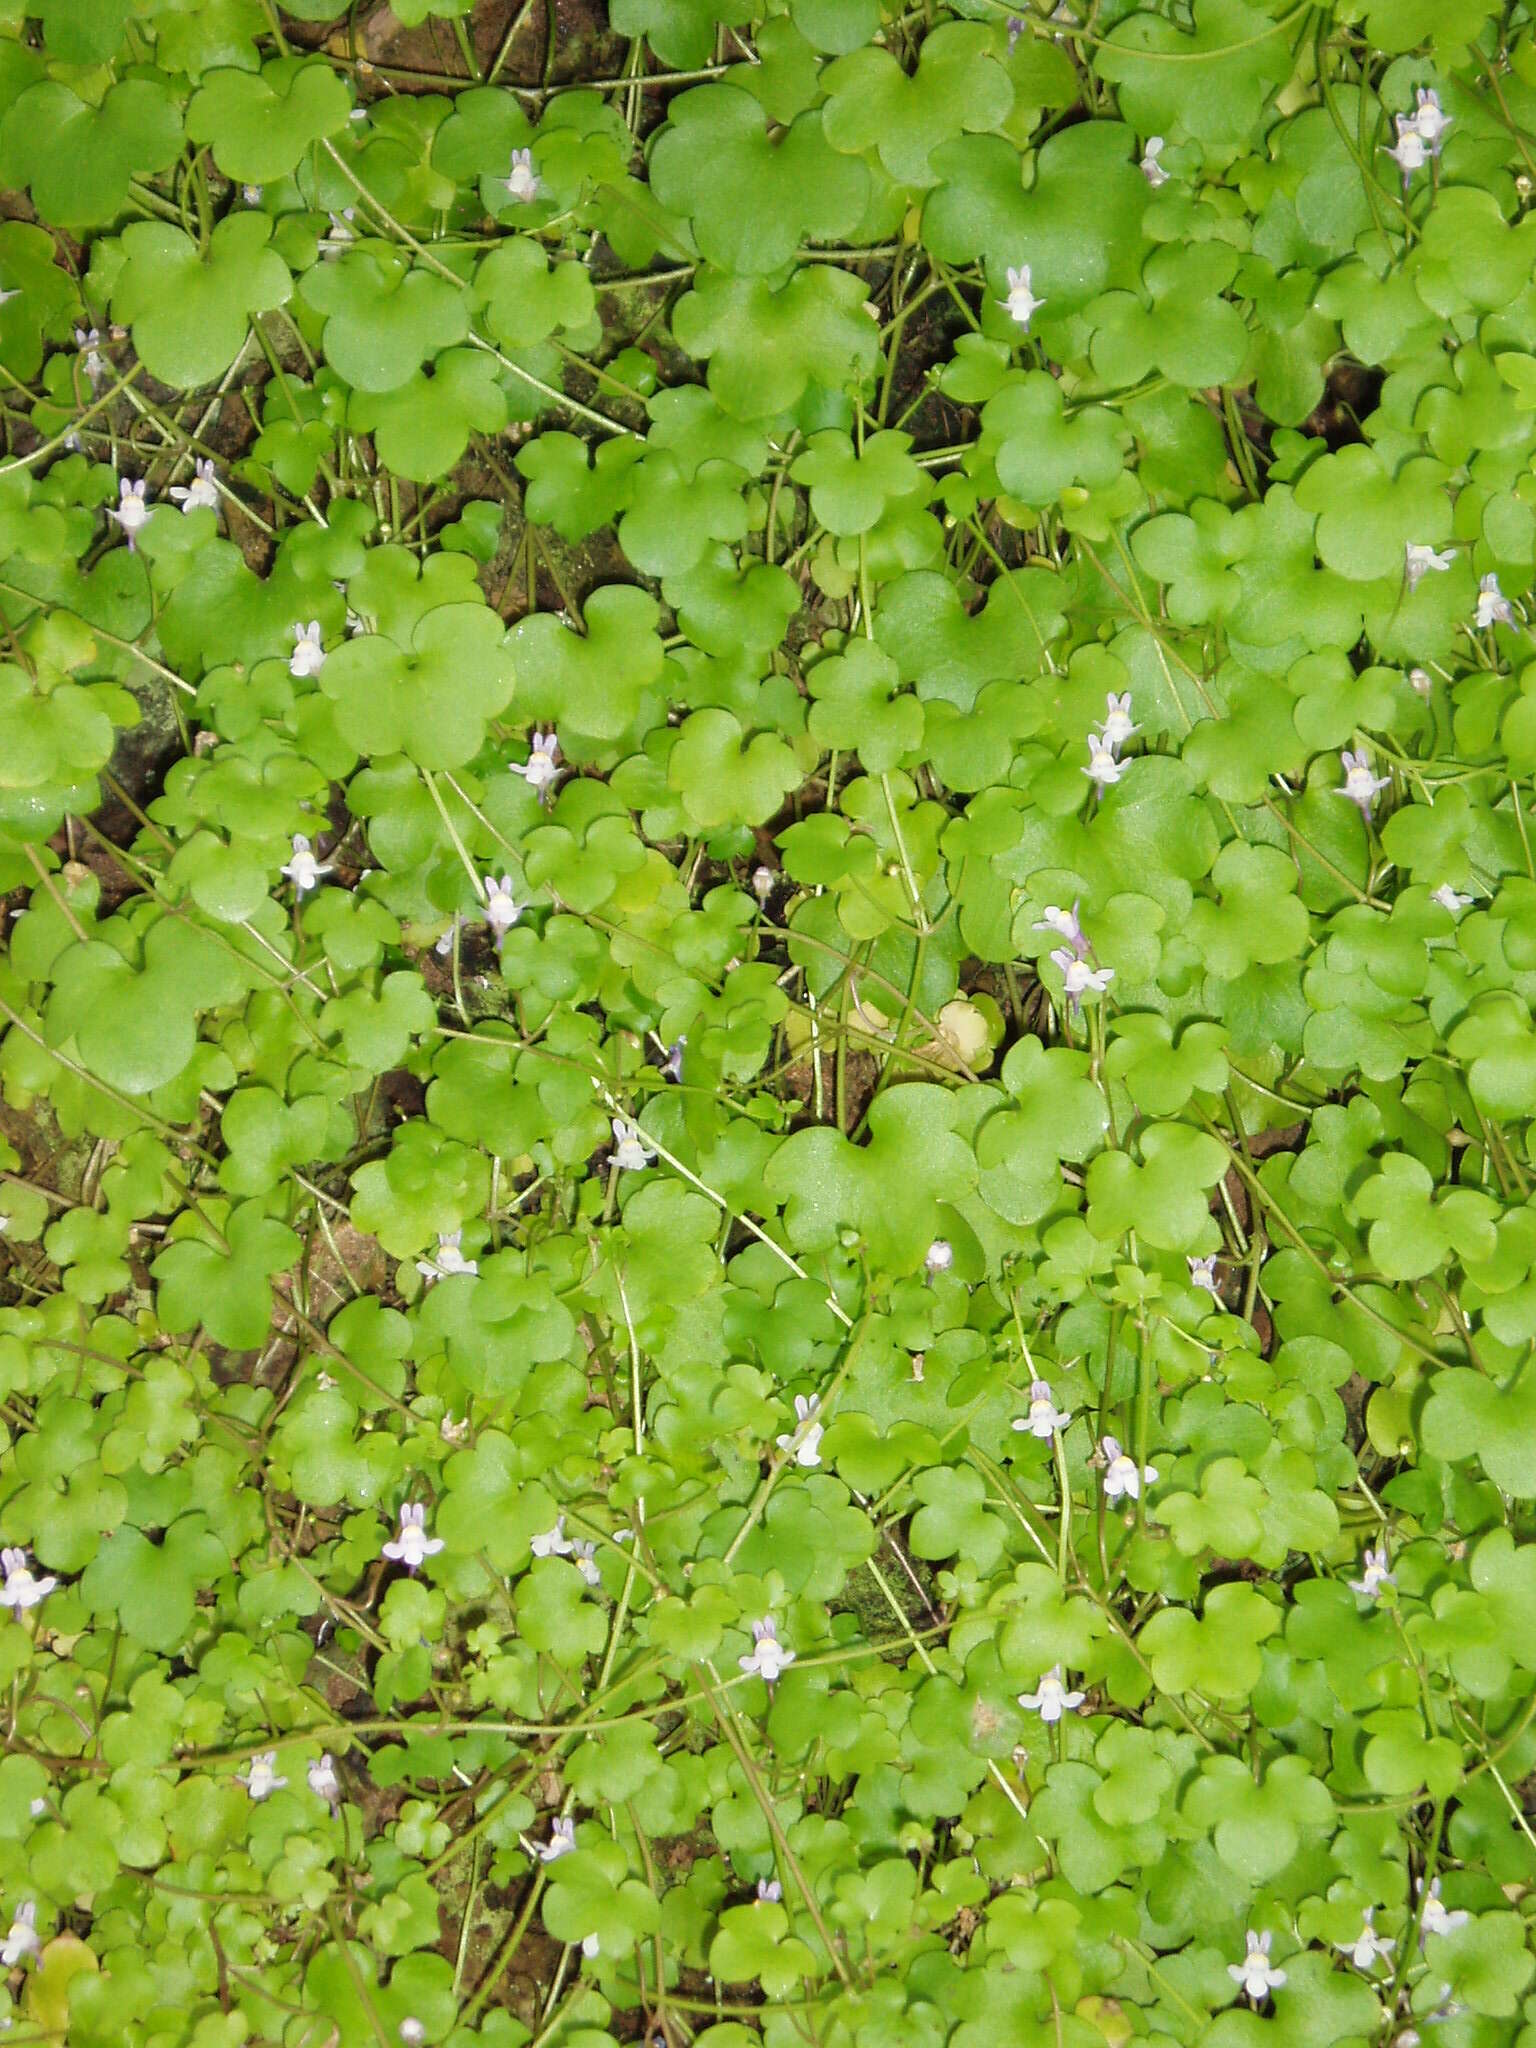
[1339,1908,1394,1971]
[523,1816,576,1862]
[1096,691,1139,753]
[75,326,105,382]
[1229,1930,1286,2004]
[531,1515,573,1559]
[1337,748,1389,818]
[0,1547,56,1612]
[169,458,218,513]
[1349,1545,1395,1599]
[756,1877,783,1901]
[416,1230,477,1284]
[1051,948,1113,1009]
[504,148,542,204]
[239,1751,287,1802]
[1475,571,1516,629]
[0,1902,38,1967]
[570,1541,600,1587]
[776,1393,824,1468]
[108,477,150,548]
[650,1032,686,1083]
[1012,1379,1068,1439]
[1140,136,1168,187]
[322,207,356,254]
[1431,884,1471,913]
[481,874,520,942]
[1084,735,1124,787]
[281,832,332,896]
[382,1503,444,1573]
[924,1239,954,1278]
[1418,1878,1469,1941]
[1101,1434,1156,1502]
[1383,119,1429,176]
[289,621,326,678]
[1001,263,1044,331]
[307,1754,340,1805]
[739,1617,795,1683]
[1017,1664,1085,1722]
[1188,1255,1219,1295]
[609,1117,655,1172]
[1413,88,1452,154]
[1404,542,1454,591]
[1034,902,1085,952]
[510,730,560,795]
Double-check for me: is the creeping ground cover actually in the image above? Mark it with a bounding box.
[15,0,1536,2045]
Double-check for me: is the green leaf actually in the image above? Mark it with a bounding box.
[516,432,645,543]
[925,122,1150,321]
[1354,1152,1498,1281]
[44,922,246,1096]
[36,0,135,63]
[349,349,507,481]
[977,1038,1109,1223]
[1098,0,1295,146]
[672,265,881,420]
[81,1515,228,1653]
[909,1464,1008,1572]
[186,58,352,183]
[1138,1583,1279,1699]
[152,1203,301,1349]
[0,80,183,229]
[667,709,803,828]
[978,373,1129,509]
[509,586,665,744]
[1293,445,1453,583]
[1089,244,1251,390]
[792,429,928,537]
[320,602,514,767]
[610,0,757,67]
[300,247,469,393]
[709,1902,820,1996]
[650,90,869,275]
[0,222,83,382]
[822,23,1014,187]
[1182,1754,1334,1881]
[111,216,292,389]
[475,237,597,349]
[766,1084,976,1271]
[806,641,924,772]
[1422,1360,1536,1496]
[1447,993,1536,1122]
[1086,1124,1229,1252]
[876,567,1065,710]
[618,454,749,576]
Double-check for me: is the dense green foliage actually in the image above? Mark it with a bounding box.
[3,0,1536,2043]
